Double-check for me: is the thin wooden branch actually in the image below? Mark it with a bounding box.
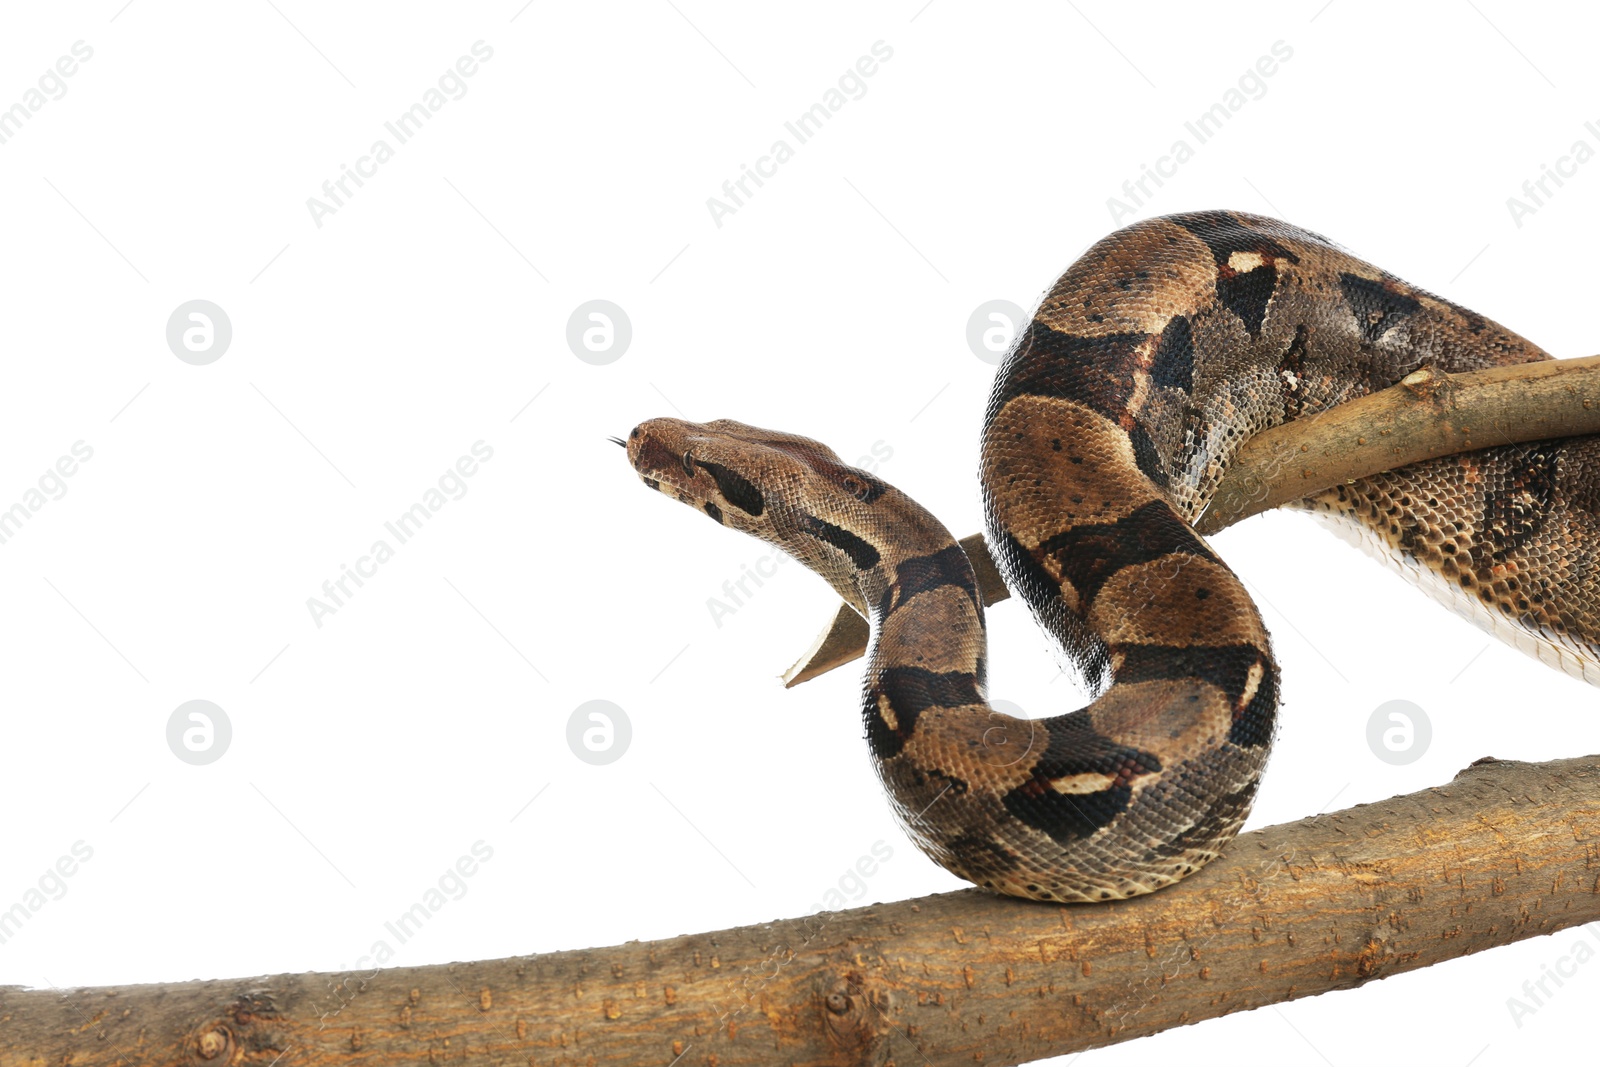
[4,755,1597,1065]
[785,354,1600,686]
[1198,353,1600,531]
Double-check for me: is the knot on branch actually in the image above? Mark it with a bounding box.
[1400,363,1448,402]
[192,1023,234,1062]
[185,990,285,1064]
[819,972,893,1052]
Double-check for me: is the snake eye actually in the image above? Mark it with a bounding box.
[682,451,696,476]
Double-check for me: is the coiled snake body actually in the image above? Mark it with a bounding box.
[625,211,1600,902]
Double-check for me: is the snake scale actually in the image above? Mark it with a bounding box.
[624,210,1600,902]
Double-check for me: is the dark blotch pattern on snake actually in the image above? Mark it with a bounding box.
[624,210,1600,902]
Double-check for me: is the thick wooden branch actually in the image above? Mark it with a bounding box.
[785,354,1600,686]
[4,755,1598,1065]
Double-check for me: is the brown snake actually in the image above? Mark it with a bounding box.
[623,210,1600,902]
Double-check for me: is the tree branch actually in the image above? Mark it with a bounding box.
[1197,353,1600,531]
[784,354,1600,687]
[4,755,1597,1065]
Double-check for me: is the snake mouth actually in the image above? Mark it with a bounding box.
[625,420,692,492]
[624,419,723,508]
[624,418,775,527]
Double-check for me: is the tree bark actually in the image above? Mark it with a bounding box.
[784,354,1600,686]
[5,755,1598,1066]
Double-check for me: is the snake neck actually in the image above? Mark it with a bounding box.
[854,522,991,763]
[762,481,992,755]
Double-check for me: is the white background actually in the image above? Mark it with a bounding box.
[1,1,1597,1063]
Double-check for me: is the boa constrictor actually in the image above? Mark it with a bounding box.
[623,210,1600,902]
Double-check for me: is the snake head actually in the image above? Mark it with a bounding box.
[625,416,893,518]
[622,415,895,578]
[622,417,800,530]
